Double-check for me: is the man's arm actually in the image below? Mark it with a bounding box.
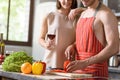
[87,10,119,65]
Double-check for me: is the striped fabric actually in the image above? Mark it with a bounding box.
[75,17,108,77]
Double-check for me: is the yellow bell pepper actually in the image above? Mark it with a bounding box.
[32,61,43,75]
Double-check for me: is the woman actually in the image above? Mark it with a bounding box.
[39,0,78,69]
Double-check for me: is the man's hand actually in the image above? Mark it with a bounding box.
[66,60,89,72]
[65,44,76,61]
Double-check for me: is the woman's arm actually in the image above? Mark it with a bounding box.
[68,7,86,20]
[39,15,51,50]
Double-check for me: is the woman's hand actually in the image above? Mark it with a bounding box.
[65,44,76,61]
[68,7,85,20]
[45,39,55,50]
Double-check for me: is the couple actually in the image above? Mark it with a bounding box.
[39,0,119,77]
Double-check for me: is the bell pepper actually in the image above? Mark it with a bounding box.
[32,61,46,75]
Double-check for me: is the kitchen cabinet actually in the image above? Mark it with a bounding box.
[109,67,120,79]
[102,0,120,16]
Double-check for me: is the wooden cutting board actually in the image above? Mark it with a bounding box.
[46,71,92,78]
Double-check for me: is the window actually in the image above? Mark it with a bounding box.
[0,0,34,46]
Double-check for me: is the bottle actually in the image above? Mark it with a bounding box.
[0,33,5,64]
[0,33,5,55]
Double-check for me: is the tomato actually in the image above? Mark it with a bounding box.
[0,54,4,59]
[21,62,32,74]
[0,58,4,62]
[64,60,71,71]
[50,69,66,73]
[32,61,46,75]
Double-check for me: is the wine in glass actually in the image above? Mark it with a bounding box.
[47,34,56,49]
[47,34,55,40]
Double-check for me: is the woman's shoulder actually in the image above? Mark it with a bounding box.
[46,11,53,16]
[44,12,54,22]
[46,11,57,19]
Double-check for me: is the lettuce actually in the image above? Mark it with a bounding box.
[2,51,32,72]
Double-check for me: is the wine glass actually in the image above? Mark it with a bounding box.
[47,34,56,49]
[5,50,14,57]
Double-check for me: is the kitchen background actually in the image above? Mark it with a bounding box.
[0,0,119,79]
[2,0,120,61]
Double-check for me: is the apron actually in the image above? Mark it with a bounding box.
[75,2,108,77]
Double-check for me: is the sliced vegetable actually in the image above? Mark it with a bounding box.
[64,60,71,71]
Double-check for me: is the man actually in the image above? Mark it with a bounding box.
[65,0,119,77]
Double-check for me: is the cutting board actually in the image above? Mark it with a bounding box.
[46,71,92,78]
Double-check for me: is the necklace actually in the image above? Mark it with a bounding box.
[57,10,69,20]
[65,16,68,20]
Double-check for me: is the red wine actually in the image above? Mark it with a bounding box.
[47,34,55,40]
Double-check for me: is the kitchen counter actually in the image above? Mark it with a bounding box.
[0,66,109,80]
[109,66,120,73]
[0,65,71,80]
[0,69,109,80]
[108,66,120,79]
[1,65,118,80]
[0,70,69,80]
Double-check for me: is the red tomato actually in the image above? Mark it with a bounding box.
[64,60,71,71]
[0,54,4,59]
[0,54,5,64]
[50,69,66,73]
